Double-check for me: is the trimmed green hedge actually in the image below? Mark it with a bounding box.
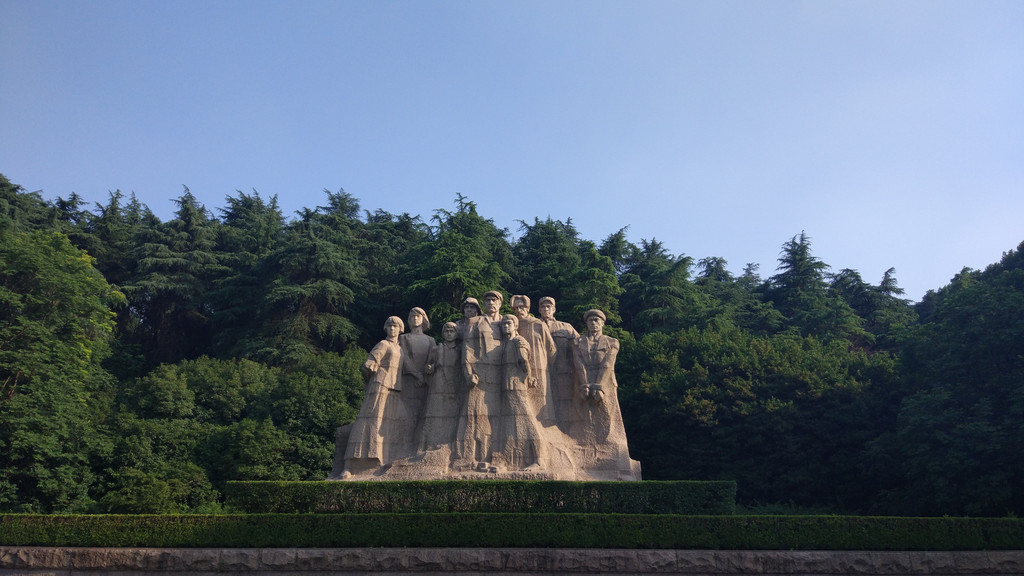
[224,480,737,514]
[2,514,1023,550]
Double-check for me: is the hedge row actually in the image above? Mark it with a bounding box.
[2,514,1023,550]
[223,480,737,514]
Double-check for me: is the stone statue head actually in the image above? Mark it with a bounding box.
[583,309,606,335]
[408,307,430,330]
[500,313,519,336]
[461,297,481,318]
[538,296,556,320]
[511,294,530,319]
[384,315,405,336]
[482,291,503,315]
[441,321,458,342]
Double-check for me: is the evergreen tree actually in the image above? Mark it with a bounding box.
[89,192,159,379]
[830,267,916,349]
[88,191,158,287]
[561,240,624,327]
[53,192,98,254]
[352,209,430,336]
[124,190,227,365]
[616,238,707,335]
[766,232,866,343]
[598,226,632,276]
[408,195,513,325]
[697,257,732,283]
[0,174,57,232]
[244,190,367,363]
[210,191,285,357]
[512,217,582,302]
[737,262,763,292]
[694,257,784,334]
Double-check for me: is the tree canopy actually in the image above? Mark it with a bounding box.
[1,173,1020,516]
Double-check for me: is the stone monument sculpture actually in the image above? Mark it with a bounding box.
[397,307,432,459]
[538,296,579,434]
[415,321,461,452]
[330,292,642,481]
[339,316,406,479]
[495,313,547,472]
[571,309,629,448]
[511,295,556,426]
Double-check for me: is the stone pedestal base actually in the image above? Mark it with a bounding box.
[3,547,1023,575]
[330,430,642,482]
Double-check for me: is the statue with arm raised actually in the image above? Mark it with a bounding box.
[341,315,406,478]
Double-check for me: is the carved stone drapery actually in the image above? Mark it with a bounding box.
[331,297,641,481]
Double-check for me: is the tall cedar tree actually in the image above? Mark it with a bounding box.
[124,190,227,366]
[246,190,367,364]
[408,195,513,325]
[210,191,286,358]
[766,232,867,344]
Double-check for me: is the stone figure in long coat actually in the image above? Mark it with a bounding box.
[341,315,406,478]
[511,294,557,427]
[456,291,505,467]
[496,314,547,471]
[538,296,579,433]
[397,307,433,458]
[571,309,628,446]
[416,322,462,452]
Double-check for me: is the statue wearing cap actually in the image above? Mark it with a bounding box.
[572,309,628,447]
[455,297,481,340]
[511,295,557,426]
[456,290,505,468]
[333,295,641,481]
[538,296,580,433]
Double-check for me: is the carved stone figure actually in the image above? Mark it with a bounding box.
[456,291,505,467]
[511,295,557,426]
[397,307,433,459]
[340,316,406,478]
[494,314,547,472]
[571,309,627,445]
[479,290,503,322]
[574,310,614,401]
[455,297,481,340]
[538,296,579,433]
[416,322,461,452]
[332,294,641,481]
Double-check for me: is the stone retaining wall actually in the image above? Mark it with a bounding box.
[2,547,1023,575]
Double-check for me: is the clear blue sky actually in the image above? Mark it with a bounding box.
[2,0,1021,302]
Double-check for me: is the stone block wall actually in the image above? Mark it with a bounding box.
[2,547,1024,575]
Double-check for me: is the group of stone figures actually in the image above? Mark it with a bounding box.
[330,292,641,481]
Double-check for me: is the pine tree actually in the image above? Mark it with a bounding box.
[210,190,285,357]
[407,195,513,325]
[124,189,227,365]
[766,232,866,343]
[244,190,368,363]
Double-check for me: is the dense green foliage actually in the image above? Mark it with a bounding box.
[1,173,1021,516]
[224,480,736,514]
[2,513,1023,549]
